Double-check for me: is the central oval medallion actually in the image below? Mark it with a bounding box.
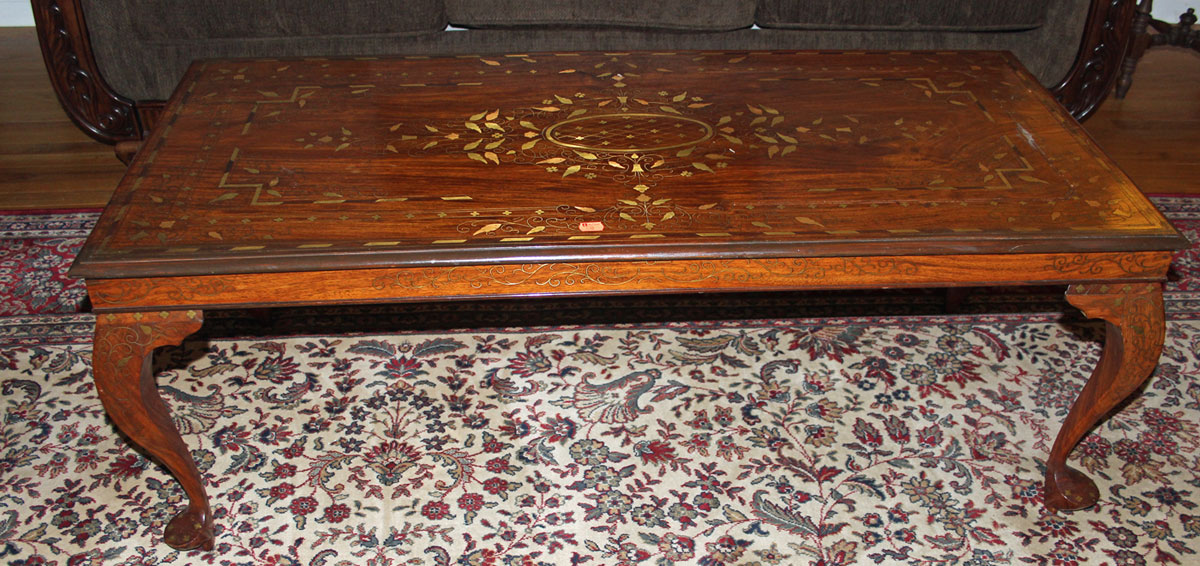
[543,113,714,153]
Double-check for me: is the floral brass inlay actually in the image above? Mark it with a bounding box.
[542,113,714,153]
[143,53,1169,256]
[395,88,806,234]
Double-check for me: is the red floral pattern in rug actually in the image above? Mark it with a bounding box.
[0,212,94,316]
[2,316,1200,565]
[0,201,1198,565]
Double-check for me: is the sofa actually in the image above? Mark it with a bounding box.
[34,0,1138,157]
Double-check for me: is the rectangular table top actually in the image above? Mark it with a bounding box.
[72,50,1188,279]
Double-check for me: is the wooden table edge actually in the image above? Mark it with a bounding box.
[82,250,1174,312]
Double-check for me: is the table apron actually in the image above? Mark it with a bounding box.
[85,251,1174,312]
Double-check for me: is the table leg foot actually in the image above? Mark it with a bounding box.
[1045,462,1101,511]
[93,310,211,550]
[1046,283,1164,511]
[165,504,215,551]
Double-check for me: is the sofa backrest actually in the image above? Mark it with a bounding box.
[446,0,756,31]
[444,0,756,31]
[103,0,1052,42]
[112,1,444,40]
[81,0,1083,102]
[756,0,1047,31]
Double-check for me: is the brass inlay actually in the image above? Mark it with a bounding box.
[135,57,1151,256]
[542,113,714,153]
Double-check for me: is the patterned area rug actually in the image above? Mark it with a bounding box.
[0,211,93,316]
[1,199,1199,565]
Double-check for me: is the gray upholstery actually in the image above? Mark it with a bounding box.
[756,0,1048,31]
[123,0,446,40]
[80,0,1091,102]
[445,0,755,31]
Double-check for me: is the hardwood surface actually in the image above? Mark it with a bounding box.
[1085,47,1200,196]
[71,51,1185,280]
[0,28,1197,211]
[1052,282,1166,510]
[0,27,125,210]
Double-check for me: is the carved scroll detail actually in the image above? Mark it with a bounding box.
[1052,0,1139,121]
[32,0,141,144]
[90,278,236,307]
[368,258,922,292]
[1046,253,1166,276]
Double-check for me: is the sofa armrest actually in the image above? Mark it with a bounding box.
[1050,0,1139,120]
[33,0,143,144]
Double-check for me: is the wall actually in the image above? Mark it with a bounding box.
[1155,0,1197,19]
[0,1,34,26]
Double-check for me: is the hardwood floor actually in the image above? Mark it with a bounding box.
[0,27,126,210]
[1087,48,1200,196]
[0,26,1196,210]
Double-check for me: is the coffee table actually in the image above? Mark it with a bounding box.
[71,50,1187,551]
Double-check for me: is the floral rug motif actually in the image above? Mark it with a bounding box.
[0,211,94,316]
[3,316,1200,566]
[0,200,1199,566]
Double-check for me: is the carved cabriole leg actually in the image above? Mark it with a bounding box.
[1046,283,1165,510]
[93,310,211,550]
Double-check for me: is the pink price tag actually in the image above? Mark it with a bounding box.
[579,222,605,232]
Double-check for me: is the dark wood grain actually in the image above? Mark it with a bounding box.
[1116,0,1157,99]
[92,310,210,550]
[30,0,143,144]
[11,30,1200,212]
[83,251,1174,311]
[0,27,129,210]
[1051,0,1140,120]
[70,51,1186,280]
[1050,283,1166,510]
[1115,4,1200,99]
